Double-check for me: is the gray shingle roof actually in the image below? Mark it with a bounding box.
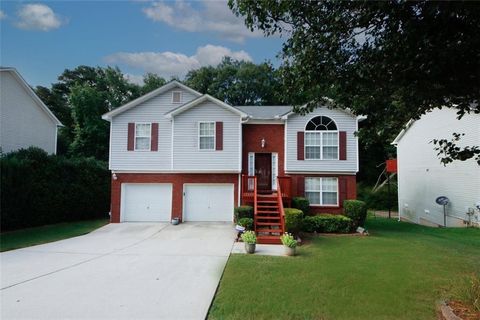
[234,105,292,119]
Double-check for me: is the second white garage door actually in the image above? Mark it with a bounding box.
[121,183,172,222]
[183,184,234,222]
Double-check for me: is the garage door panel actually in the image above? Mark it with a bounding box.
[122,183,172,222]
[183,184,234,222]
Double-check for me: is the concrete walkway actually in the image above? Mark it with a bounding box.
[1,222,235,320]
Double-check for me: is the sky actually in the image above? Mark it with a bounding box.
[0,1,284,87]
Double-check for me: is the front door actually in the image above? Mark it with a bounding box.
[255,153,272,191]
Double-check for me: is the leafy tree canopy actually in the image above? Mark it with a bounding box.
[230,0,480,163]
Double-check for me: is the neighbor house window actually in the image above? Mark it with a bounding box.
[305,177,338,206]
[172,91,182,104]
[135,123,151,151]
[199,122,215,150]
[305,116,338,160]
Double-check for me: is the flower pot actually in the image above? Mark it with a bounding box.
[171,218,180,225]
[245,243,256,254]
[285,246,296,256]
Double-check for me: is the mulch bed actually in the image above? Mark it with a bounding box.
[447,300,480,320]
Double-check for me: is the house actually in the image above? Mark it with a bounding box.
[102,81,360,242]
[0,67,62,154]
[393,108,480,227]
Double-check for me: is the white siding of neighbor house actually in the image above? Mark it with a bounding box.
[109,87,198,171]
[0,72,57,154]
[397,108,480,227]
[173,100,241,171]
[285,106,358,173]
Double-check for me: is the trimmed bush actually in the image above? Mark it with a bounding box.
[344,200,368,228]
[302,214,352,233]
[1,147,110,231]
[292,197,310,215]
[234,205,254,221]
[238,217,254,230]
[284,208,304,235]
[357,183,398,211]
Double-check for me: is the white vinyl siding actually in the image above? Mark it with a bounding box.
[199,122,215,150]
[109,87,198,171]
[135,123,151,151]
[173,100,241,171]
[0,71,58,154]
[396,108,480,227]
[286,107,358,172]
[305,177,339,206]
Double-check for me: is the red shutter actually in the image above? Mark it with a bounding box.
[297,176,305,197]
[339,131,347,160]
[151,123,158,151]
[339,177,347,208]
[127,123,135,151]
[216,122,223,151]
[297,131,304,160]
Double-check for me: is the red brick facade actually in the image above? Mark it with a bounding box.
[242,124,285,176]
[110,173,238,223]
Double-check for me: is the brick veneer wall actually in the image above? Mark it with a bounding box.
[110,173,239,222]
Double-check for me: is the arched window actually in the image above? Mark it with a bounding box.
[304,116,339,160]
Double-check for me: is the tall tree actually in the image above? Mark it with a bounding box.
[185,57,283,106]
[230,0,480,164]
[142,73,167,95]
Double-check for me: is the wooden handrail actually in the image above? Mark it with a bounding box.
[276,177,286,234]
[253,176,257,232]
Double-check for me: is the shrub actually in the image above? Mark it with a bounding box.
[241,230,256,244]
[1,147,110,231]
[344,200,368,228]
[281,233,297,248]
[237,217,254,230]
[357,183,398,211]
[284,208,304,235]
[302,214,352,233]
[292,197,310,215]
[234,205,254,221]
[459,274,480,312]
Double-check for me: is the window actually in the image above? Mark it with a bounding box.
[305,116,338,160]
[305,177,338,206]
[172,91,182,104]
[135,123,151,151]
[199,122,215,150]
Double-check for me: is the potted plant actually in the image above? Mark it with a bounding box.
[241,231,256,254]
[281,233,298,256]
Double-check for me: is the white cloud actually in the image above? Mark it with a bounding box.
[16,4,63,31]
[0,10,6,20]
[124,73,145,85]
[105,44,252,79]
[142,0,262,43]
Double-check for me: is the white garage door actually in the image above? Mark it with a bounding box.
[183,184,234,222]
[121,183,172,222]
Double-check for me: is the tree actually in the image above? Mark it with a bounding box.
[229,0,480,164]
[142,73,167,95]
[185,57,283,106]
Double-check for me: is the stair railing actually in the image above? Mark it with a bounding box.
[253,176,258,232]
[276,177,286,234]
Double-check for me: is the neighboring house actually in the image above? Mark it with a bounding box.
[393,108,480,227]
[102,81,361,241]
[0,67,62,154]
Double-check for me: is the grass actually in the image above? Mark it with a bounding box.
[209,218,480,320]
[0,219,109,252]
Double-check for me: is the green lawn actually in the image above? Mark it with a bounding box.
[209,218,480,320]
[0,219,109,252]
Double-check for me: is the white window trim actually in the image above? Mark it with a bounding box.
[198,121,216,151]
[304,131,340,161]
[134,122,152,151]
[172,91,182,104]
[305,177,339,206]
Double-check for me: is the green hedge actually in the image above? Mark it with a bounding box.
[357,183,398,211]
[292,197,310,215]
[284,208,304,235]
[1,147,110,231]
[234,205,253,221]
[302,214,352,233]
[344,200,368,228]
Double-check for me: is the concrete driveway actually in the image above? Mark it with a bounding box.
[1,222,235,320]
